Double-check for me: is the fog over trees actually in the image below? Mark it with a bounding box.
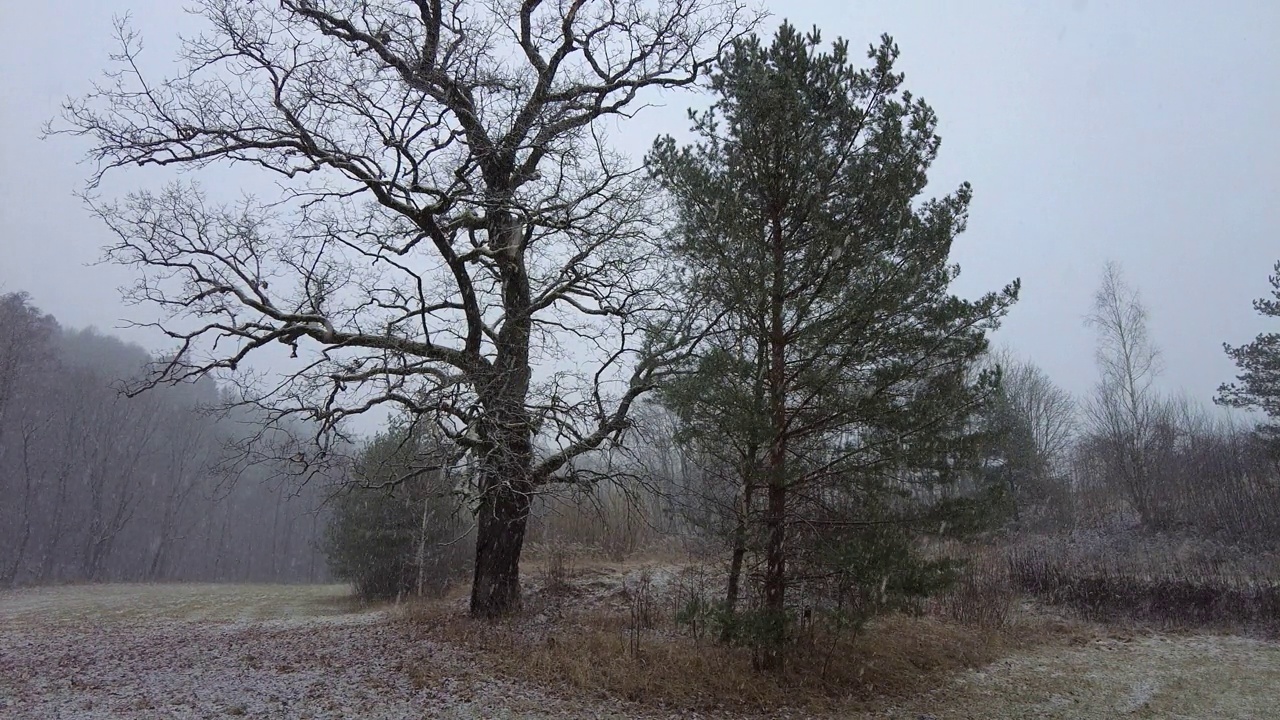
[0,292,327,585]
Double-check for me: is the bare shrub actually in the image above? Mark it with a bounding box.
[1007,538,1280,632]
[671,562,723,644]
[623,567,658,658]
[539,542,578,595]
[1160,409,1280,544]
[936,556,1016,630]
[530,485,658,562]
[1066,391,1280,546]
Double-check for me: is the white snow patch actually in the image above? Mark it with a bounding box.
[1118,678,1158,713]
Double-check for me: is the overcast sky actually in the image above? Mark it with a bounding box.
[1,0,1277,412]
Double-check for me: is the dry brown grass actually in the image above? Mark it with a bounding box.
[0,583,361,629]
[10,581,1274,720]
[396,543,1127,715]
[402,595,1029,714]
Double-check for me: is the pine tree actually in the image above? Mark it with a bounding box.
[648,22,1018,670]
[1218,261,1280,448]
[323,421,470,601]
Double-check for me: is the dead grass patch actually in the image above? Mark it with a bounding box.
[403,599,1021,714]
[1008,541,1280,634]
[0,583,361,627]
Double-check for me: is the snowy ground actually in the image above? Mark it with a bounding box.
[4,582,1280,719]
[891,632,1280,719]
[0,583,635,720]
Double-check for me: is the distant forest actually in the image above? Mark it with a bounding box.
[0,291,327,585]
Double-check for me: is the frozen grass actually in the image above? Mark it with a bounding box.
[887,632,1280,719]
[0,582,608,719]
[0,582,357,628]
[4,581,1280,719]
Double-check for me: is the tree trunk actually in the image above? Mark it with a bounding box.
[470,468,532,617]
[724,490,749,623]
[723,443,758,634]
[760,213,789,672]
[213,506,231,580]
[723,483,753,643]
[270,487,284,578]
[726,330,770,634]
[2,461,34,586]
[3,427,43,585]
[38,475,67,582]
[467,396,534,617]
[469,208,536,619]
[760,457,787,670]
[724,540,744,610]
[148,495,179,581]
[309,512,319,582]
[417,493,430,597]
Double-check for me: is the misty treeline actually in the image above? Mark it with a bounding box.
[0,292,328,586]
[42,0,1280,675]
[991,261,1280,545]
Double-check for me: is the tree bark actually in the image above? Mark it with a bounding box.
[417,492,431,597]
[470,419,533,617]
[760,213,789,672]
[724,475,752,617]
[468,209,536,618]
[724,438,759,633]
[470,477,532,617]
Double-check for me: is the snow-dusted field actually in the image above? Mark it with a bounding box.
[0,583,636,720]
[5,582,1280,719]
[0,583,359,629]
[907,632,1280,719]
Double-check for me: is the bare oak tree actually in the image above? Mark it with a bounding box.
[57,0,753,616]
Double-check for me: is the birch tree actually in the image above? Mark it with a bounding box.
[1085,262,1165,527]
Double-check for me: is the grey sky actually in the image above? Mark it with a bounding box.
[1,0,1277,411]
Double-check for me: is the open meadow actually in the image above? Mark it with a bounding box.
[5,561,1280,720]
